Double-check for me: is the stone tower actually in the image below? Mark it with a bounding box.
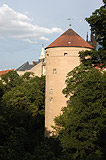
[45,28,94,136]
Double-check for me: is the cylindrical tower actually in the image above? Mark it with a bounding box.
[45,29,94,136]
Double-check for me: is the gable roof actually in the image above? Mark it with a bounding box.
[16,62,34,71]
[46,28,94,49]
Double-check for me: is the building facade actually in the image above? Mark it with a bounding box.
[16,45,46,77]
[45,28,94,136]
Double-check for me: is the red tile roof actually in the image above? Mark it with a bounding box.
[95,64,106,71]
[46,29,94,49]
[0,69,14,76]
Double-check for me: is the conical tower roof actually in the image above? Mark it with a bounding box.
[46,29,94,49]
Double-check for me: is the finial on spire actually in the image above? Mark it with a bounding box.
[67,17,73,28]
[67,17,71,28]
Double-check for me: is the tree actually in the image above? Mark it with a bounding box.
[22,72,34,80]
[0,80,4,100]
[86,0,106,49]
[0,74,46,160]
[2,75,45,115]
[54,2,106,159]
[79,0,106,70]
[79,49,106,68]
[1,71,23,91]
[54,65,106,160]
[0,72,61,160]
[54,1,106,156]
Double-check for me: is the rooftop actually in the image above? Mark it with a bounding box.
[46,28,94,49]
[0,69,14,76]
[16,61,35,71]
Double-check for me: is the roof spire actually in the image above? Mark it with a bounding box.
[39,44,45,62]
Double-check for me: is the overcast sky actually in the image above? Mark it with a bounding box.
[0,0,103,70]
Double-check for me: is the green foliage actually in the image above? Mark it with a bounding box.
[0,71,64,160]
[2,79,45,117]
[103,0,106,4]
[0,80,4,99]
[55,66,106,160]
[0,126,32,160]
[1,1,105,159]
[1,71,23,91]
[22,72,34,80]
[33,138,60,160]
[63,64,92,97]
[86,1,106,49]
[0,72,46,160]
[0,105,45,160]
[55,2,106,158]
[79,49,106,68]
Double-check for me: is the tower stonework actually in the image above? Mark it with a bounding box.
[45,29,94,136]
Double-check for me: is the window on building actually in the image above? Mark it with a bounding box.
[49,88,53,94]
[53,69,57,74]
[50,97,53,103]
[64,53,68,56]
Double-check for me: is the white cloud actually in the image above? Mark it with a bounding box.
[51,27,63,33]
[40,36,49,41]
[23,39,37,44]
[0,4,63,43]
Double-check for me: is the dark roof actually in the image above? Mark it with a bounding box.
[16,62,34,71]
[46,28,94,49]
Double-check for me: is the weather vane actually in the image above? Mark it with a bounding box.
[67,17,73,28]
